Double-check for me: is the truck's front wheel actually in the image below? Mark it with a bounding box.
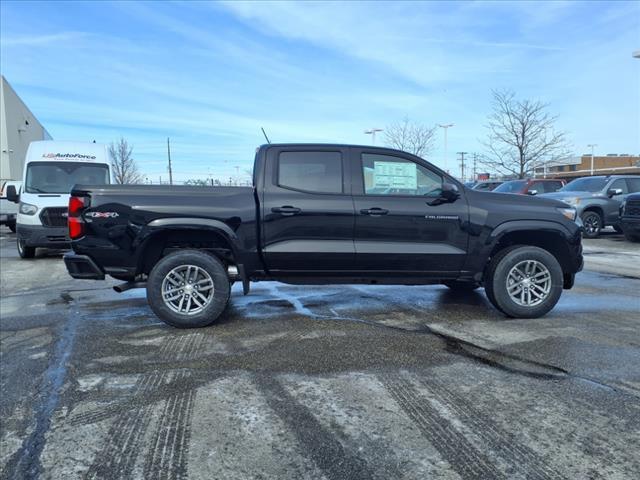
[485,245,563,318]
[147,250,231,328]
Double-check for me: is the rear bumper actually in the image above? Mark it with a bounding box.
[64,253,105,280]
[17,224,70,248]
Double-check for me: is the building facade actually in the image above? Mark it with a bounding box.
[535,154,640,180]
[0,76,52,181]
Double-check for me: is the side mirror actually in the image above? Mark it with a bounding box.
[441,182,460,202]
[427,182,460,206]
[5,185,19,203]
[527,189,538,196]
[607,188,623,198]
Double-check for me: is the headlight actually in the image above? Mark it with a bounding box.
[562,197,580,206]
[557,207,577,221]
[19,202,38,215]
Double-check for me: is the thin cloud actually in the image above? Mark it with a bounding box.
[2,31,88,46]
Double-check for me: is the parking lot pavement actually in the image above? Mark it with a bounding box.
[1,226,639,480]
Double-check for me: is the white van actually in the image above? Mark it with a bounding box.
[8,141,111,258]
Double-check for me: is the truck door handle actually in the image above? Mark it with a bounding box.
[272,206,301,216]
[360,207,389,216]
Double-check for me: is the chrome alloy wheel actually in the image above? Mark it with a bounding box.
[161,265,214,315]
[506,260,552,307]
[583,215,600,235]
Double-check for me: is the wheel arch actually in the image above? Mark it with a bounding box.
[486,221,575,277]
[137,218,241,276]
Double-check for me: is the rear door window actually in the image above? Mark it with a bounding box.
[278,151,343,194]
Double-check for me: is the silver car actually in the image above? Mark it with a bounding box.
[541,175,640,238]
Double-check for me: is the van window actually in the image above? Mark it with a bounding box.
[278,151,343,194]
[25,162,110,194]
[361,153,442,197]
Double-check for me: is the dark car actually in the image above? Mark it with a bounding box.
[472,181,504,192]
[619,193,640,242]
[63,143,583,328]
[493,179,565,196]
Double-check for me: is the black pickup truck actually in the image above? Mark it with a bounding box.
[64,144,583,328]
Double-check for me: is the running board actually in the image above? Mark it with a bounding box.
[113,281,146,293]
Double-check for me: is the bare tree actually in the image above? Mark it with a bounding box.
[384,117,437,158]
[109,138,143,184]
[480,89,571,179]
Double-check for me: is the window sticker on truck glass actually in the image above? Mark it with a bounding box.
[373,161,417,190]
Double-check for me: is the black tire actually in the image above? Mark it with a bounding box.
[581,211,602,238]
[146,250,231,328]
[17,237,35,259]
[442,280,480,291]
[613,225,623,234]
[485,245,563,319]
[7,221,16,233]
[624,231,640,242]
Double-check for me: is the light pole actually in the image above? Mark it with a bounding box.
[438,124,454,173]
[587,144,597,175]
[364,128,383,145]
[457,152,468,182]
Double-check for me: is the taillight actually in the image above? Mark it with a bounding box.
[68,195,89,239]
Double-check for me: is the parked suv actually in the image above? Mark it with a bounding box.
[619,193,640,242]
[472,181,503,192]
[493,179,565,196]
[541,175,640,238]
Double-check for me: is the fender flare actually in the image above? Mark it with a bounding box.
[486,219,572,246]
[138,217,242,266]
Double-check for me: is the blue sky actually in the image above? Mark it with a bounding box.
[1,0,638,182]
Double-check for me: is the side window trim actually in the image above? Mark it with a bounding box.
[275,149,346,196]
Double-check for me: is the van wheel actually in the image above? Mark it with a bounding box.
[17,237,35,259]
[147,250,230,328]
[581,211,602,238]
[8,221,16,233]
[485,245,563,318]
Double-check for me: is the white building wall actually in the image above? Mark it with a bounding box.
[0,76,52,181]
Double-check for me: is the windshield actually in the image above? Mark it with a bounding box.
[561,177,607,193]
[493,180,526,193]
[25,162,110,194]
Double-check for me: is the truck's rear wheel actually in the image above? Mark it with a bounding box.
[147,250,230,328]
[17,237,35,259]
[485,245,563,318]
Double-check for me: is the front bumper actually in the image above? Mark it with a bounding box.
[0,213,16,224]
[620,217,640,234]
[17,224,70,248]
[64,253,105,280]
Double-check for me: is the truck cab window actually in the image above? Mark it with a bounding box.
[361,153,442,197]
[278,151,343,194]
